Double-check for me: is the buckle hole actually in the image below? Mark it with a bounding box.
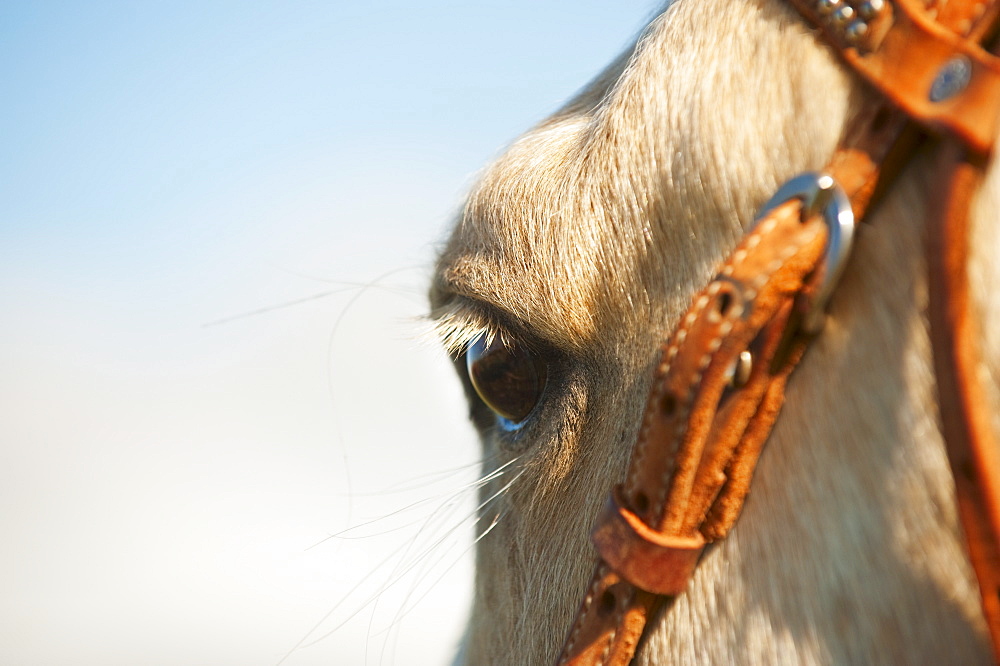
[598,590,617,617]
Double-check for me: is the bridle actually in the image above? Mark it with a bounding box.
[556,1,1000,664]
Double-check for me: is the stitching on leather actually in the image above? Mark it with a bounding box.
[598,594,623,666]
[629,218,772,508]
[652,220,820,519]
[563,215,822,663]
[652,310,719,517]
[625,297,709,496]
[559,565,607,664]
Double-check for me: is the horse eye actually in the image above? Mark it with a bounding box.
[466,335,547,425]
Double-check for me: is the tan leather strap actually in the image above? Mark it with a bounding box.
[557,15,918,662]
[788,0,1000,155]
[558,201,829,666]
[928,141,1000,656]
[557,153,894,666]
[557,1,1000,664]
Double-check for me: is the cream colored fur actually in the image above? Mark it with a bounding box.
[431,0,998,663]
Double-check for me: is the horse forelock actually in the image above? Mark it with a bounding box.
[431,0,998,663]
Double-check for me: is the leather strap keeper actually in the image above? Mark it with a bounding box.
[591,487,706,596]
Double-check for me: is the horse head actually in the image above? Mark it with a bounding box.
[431,1,1000,662]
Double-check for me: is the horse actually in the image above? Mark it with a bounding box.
[429,0,1000,663]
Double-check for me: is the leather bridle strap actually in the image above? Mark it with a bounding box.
[557,198,836,666]
[556,1,1000,664]
[928,140,1000,659]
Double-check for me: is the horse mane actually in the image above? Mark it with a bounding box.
[431,0,999,662]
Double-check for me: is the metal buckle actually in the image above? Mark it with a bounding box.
[753,172,856,333]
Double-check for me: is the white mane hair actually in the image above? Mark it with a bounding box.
[431,0,1000,663]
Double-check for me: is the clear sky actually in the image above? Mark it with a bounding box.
[1,2,661,664]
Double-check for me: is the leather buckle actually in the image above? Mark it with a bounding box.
[754,172,856,333]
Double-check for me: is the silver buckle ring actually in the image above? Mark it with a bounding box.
[753,172,856,333]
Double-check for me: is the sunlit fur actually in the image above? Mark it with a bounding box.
[430,0,999,663]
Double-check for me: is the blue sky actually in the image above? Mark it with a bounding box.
[1,2,660,664]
